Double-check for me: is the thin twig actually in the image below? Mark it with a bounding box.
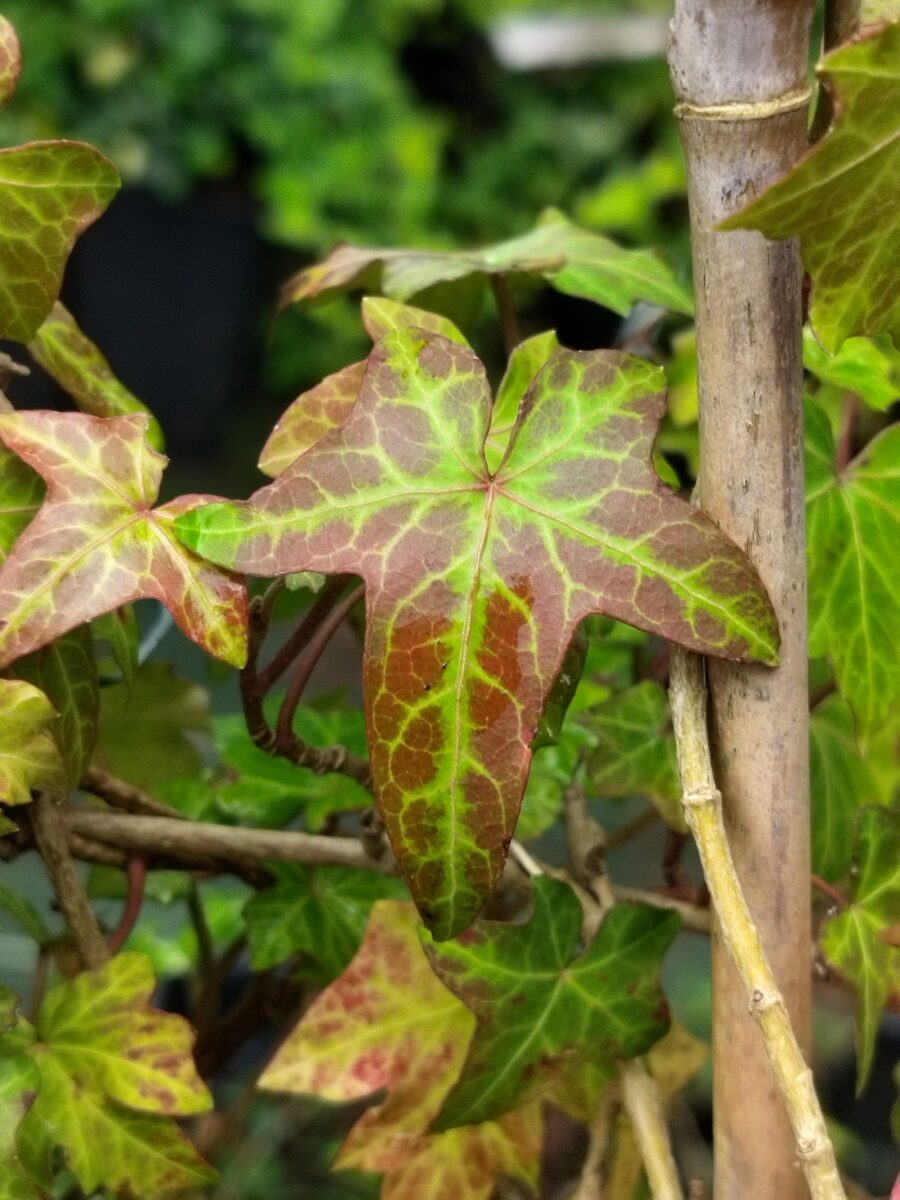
[107,856,147,954]
[572,1083,619,1200]
[62,808,395,875]
[276,583,364,748]
[605,807,660,851]
[668,647,845,1200]
[811,875,848,911]
[31,793,109,970]
[256,574,352,694]
[81,766,185,820]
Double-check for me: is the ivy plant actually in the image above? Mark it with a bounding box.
[0,11,897,1200]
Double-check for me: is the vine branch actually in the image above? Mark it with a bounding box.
[668,647,845,1200]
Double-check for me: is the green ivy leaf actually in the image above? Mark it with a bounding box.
[28,302,165,450]
[804,328,900,412]
[13,625,98,789]
[244,863,406,979]
[92,605,139,688]
[806,403,900,739]
[0,1040,41,1200]
[0,412,248,669]
[283,208,693,318]
[0,677,63,806]
[0,881,51,946]
[0,16,21,109]
[94,663,210,792]
[177,334,777,938]
[585,681,685,831]
[810,694,882,882]
[213,700,370,831]
[0,142,119,343]
[360,296,467,346]
[484,330,561,472]
[820,807,900,1091]
[7,952,214,1196]
[0,407,43,566]
[722,24,900,351]
[423,878,678,1128]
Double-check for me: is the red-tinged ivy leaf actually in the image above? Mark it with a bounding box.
[806,403,900,739]
[243,864,406,980]
[484,330,560,472]
[282,208,693,318]
[33,951,211,1115]
[721,24,900,352]
[0,677,63,806]
[585,681,685,831]
[13,626,98,789]
[261,901,541,1200]
[29,302,165,450]
[259,298,468,479]
[0,142,120,343]
[176,333,777,937]
[0,411,248,670]
[422,877,679,1129]
[820,807,900,1090]
[0,16,21,108]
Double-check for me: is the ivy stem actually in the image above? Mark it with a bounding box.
[106,856,146,954]
[31,792,109,970]
[668,647,845,1200]
[513,816,685,1200]
[572,1082,620,1200]
[490,273,521,358]
[257,574,353,695]
[811,875,848,911]
[276,583,365,750]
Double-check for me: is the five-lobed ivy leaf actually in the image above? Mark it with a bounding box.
[585,681,685,831]
[282,207,693,319]
[422,877,679,1129]
[820,807,900,1091]
[244,863,406,980]
[0,411,248,670]
[13,625,98,789]
[722,23,900,352]
[805,402,900,739]
[176,331,777,938]
[28,302,165,450]
[260,900,541,1200]
[0,677,62,806]
[810,693,883,882]
[4,952,214,1196]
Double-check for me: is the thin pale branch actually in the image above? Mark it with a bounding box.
[81,766,185,820]
[668,647,844,1200]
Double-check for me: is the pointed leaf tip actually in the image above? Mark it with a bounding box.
[0,411,248,669]
[0,16,21,107]
[176,333,778,936]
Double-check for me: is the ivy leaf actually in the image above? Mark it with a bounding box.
[0,16,21,108]
[8,952,214,1196]
[820,807,900,1091]
[0,881,51,946]
[585,682,685,831]
[259,297,468,479]
[213,700,370,831]
[92,605,139,688]
[28,303,165,450]
[177,333,776,937]
[810,694,882,882]
[422,877,679,1128]
[484,330,560,472]
[722,24,900,351]
[0,142,120,343]
[0,411,248,669]
[0,410,43,566]
[283,208,693,318]
[0,1041,41,1200]
[0,677,63,806]
[804,329,900,412]
[94,663,210,792]
[261,900,541,1200]
[806,403,900,738]
[244,863,406,979]
[14,626,98,789]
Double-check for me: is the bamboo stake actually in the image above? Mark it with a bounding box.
[668,4,815,1193]
[668,648,844,1200]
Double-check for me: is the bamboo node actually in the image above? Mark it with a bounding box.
[748,987,779,1013]
[674,88,812,122]
[682,786,720,808]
